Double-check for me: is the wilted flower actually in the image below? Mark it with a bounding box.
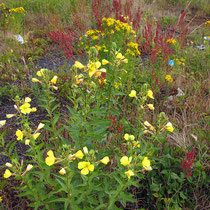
[59,168,66,175]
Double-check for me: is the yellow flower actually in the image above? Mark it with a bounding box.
[24,97,31,103]
[129,90,137,98]
[6,114,16,118]
[25,139,30,145]
[133,141,140,148]
[116,53,124,60]
[16,130,23,140]
[5,163,12,168]
[75,61,85,69]
[78,161,94,175]
[100,156,110,165]
[26,164,33,172]
[165,75,173,82]
[120,156,132,166]
[59,168,66,175]
[0,120,6,128]
[3,169,12,178]
[125,170,134,179]
[0,196,2,202]
[74,150,84,159]
[167,38,176,44]
[144,121,151,127]
[124,133,129,140]
[50,76,58,84]
[142,157,152,171]
[102,59,109,65]
[32,133,40,140]
[36,69,46,77]
[92,35,98,40]
[146,104,154,110]
[32,78,40,83]
[165,122,174,132]
[20,103,31,114]
[147,90,154,99]
[37,123,45,131]
[205,20,210,26]
[45,150,56,166]
[31,107,37,112]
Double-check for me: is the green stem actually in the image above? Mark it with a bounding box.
[107,181,128,209]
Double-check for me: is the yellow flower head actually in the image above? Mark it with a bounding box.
[125,170,134,179]
[165,122,174,132]
[45,150,56,166]
[16,130,23,140]
[165,75,173,82]
[100,156,110,165]
[24,97,31,103]
[0,196,2,202]
[50,76,58,84]
[20,103,31,114]
[0,120,6,127]
[120,156,132,166]
[74,150,84,159]
[78,161,94,175]
[75,61,85,69]
[59,168,66,175]
[3,169,12,178]
[102,59,109,65]
[147,90,154,99]
[146,104,154,110]
[142,157,152,171]
[129,90,137,98]
[124,133,129,140]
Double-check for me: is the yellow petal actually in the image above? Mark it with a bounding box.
[81,167,89,175]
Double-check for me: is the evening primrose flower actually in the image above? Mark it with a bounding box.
[45,150,56,166]
[100,156,110,165]
[165,122,174,132]
[16,130,23,140]
[0,120,6,127]
[129,90,137,98]
[75,61,85,69]
[74,150,84,159]
[19,103,31,114]
[6,114,17,118]
[3,169,12,178]
[78,161,94,175]
[142,157,152,171]
[146,104,154,110]
[31,107,37,112]
[120,156,132,166]
[125,170,134,179]
[26,164,33,172]
[50,76,58,84]
[24,97,31,103]
[147,90,154,99]
[59,168,66,175]
[102,59,109,65]
[0,196,2,202]
[124,133,129,140]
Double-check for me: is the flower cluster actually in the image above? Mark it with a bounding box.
[167,38,176,44]
[9,7,25,15]
[181,148,195,178]
[165,75,173,82]
[44,147,110,176]
[126,42,140,56]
